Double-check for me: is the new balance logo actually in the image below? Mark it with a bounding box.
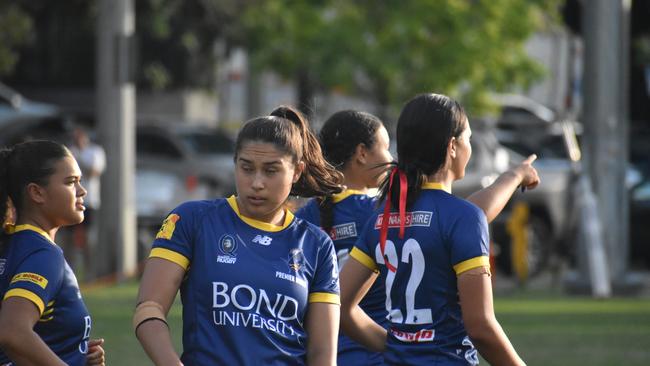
[252,235,273,246]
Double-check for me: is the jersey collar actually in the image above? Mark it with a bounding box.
[5,224,55,244]
[422,182,451,193]
[331,189,366,203]
[227,195,294,232]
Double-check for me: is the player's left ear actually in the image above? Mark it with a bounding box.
[293,160,305,183]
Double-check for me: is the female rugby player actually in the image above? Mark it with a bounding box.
[135,106,344,365]
[340,94,537,365]
[0,140,104,366]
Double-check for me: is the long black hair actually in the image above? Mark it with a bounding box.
[0,140,72,249]
[378,93,467,209]
[317,110,384,236]
[235,105,344,198]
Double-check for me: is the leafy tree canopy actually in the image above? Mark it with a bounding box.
[242,0,560,115]
[0,1,33,77]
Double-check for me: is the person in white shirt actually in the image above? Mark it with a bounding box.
[68,126,106,273]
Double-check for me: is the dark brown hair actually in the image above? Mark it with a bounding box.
[317,110,385,235]
[235,105,343,198]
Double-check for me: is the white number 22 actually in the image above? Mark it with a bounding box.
[375,238,432,325]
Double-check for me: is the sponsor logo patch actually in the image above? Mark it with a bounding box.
[0,259,6,275]
[217,234,237,264]
[390,327,435,343]
[329,222,357,241]
[374,211,433,229]
[11,272,49,289]
[156,214,180,240]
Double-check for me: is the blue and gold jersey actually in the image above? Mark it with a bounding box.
[351,183,489,365]
[296,191,387,365]
[150,196,340,366]
[0,225,92,366]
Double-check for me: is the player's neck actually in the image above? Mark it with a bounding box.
[14,214,58,241]
[340,166,370,193]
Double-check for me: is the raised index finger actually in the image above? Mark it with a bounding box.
[523,154,537,165]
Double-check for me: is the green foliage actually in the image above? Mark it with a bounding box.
[0,1,33,76]
[242,0,560,114]
[136,0,249,90]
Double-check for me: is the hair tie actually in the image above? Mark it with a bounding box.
[378,167,408,273]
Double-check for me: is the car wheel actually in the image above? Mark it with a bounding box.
[493,212,552,281]
[522,215,552,278]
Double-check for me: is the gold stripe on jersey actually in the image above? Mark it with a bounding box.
[10,224,55,244]
[39,315,54,322]
[308,292,340,305]
[349,247,378,272]
[453,256,490,275]
[422,182,451,193]
[4,288,45,315]
[150,248,190,270]
[331,189,366,203]
[227,196,294,232]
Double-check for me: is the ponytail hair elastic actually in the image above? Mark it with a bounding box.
[378,166,408,273]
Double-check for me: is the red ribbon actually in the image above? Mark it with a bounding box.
[378,167,408,273]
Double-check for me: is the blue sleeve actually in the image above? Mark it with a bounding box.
[349,215,379,271]
[149,201,198,270]
[308,235,340,305]
[4,246,64,315]
[448,205,490,275]
[294,199,320,227]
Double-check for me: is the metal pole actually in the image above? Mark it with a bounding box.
[582,0,636,293]
[96,0,137,280]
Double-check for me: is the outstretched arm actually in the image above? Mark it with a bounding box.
[466,154,539,223]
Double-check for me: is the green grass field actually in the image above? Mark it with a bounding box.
[83,282,650,365]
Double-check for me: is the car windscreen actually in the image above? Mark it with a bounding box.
[179,131,234,155]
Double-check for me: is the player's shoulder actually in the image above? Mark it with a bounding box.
[424,190,483,216]
[292,216,332,244]
[8,231,63,261]
[172,198,224,216]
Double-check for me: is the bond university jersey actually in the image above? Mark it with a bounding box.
[150,196,340,365]
[0,225,91,366]
[296,191,387,364]
[351,183,489,365]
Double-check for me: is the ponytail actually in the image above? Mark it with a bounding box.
[269,106,343,197]
[317,195,336,238]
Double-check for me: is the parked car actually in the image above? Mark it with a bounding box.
[452,118,577,278]
[136,122,236,199]
[0,82,60,124]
